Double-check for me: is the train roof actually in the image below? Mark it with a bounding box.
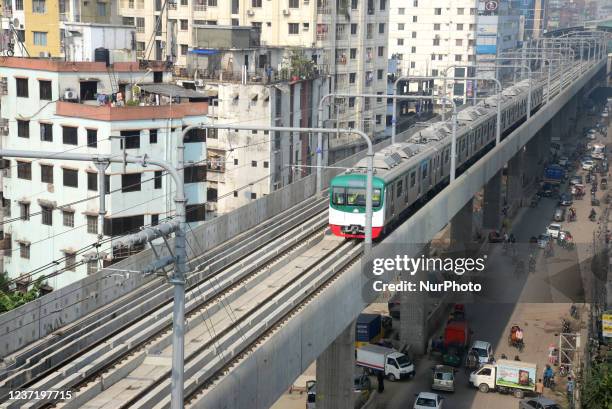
[340,78,540,183]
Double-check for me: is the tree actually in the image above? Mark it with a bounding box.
[581,362,612,409]
[0,274,45,313]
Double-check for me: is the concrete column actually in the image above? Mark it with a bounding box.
[506,152,524,217]
[450,198,474,246]
[316,323,355,409]
[483,171,502,230]
[399,287,427,356]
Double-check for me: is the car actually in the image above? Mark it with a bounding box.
[553,207,566,221]
[558,156,569,167]
[547,223,562,239]
[470,340,493,364]
[558,193,573,206]
[570,175,583,185]
[582,160,595,171]
[587,132,597,140]
[413,392,444,409]
[488,230,504,243]
[431,365,455,392]
[537,234,551,248]
[539,183,555,197]
[519,397,561,409]
[602,111,609,118]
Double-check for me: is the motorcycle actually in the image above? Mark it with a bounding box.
[589,209,597,221]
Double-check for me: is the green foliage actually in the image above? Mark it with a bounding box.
[280,50,317,80]
[581,362,612,409]
[0,275,45,314]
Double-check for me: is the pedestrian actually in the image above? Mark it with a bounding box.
[544,365,554,387]
[376,370,384,393]
[535,379,544,396]
[566,376,574,401]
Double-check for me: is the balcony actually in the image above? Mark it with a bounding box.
[56,101,209,121]
[316,23,329,40]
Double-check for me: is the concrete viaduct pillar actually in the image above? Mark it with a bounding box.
[483,170,502,230]
[399,288,427,356]
[315,323,356,409]
[506,150,525,217]
[450,198,474,246]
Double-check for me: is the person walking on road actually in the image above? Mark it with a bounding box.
[566,376,574,401]
[544,365,554,387]
[376,370,384,393]
[535,379,544,396]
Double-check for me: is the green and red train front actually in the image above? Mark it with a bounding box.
[328,174,386,239]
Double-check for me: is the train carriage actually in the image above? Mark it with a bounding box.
[329,79,545,239]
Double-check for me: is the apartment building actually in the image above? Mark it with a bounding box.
[388,0,479,101]
[1,0,120,58]
[510,0,546,41]
[118,0,388,136]
[183,25,330,213]
[0,57,210,289]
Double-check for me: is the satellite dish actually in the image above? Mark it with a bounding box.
[12,18,19,26]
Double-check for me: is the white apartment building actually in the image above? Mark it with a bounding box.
[388,0,479,99]
[118,0,388,136]
[0,57,210,290]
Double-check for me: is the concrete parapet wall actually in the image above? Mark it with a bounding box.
[191,59,606,408]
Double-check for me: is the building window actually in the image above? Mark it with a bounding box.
[351,23,357,35]
[432,69,438,76]
[122,173,142,192]
[397,23,404,30]
[433,38,440,46]
[40,164,53,183]
[97,2,106,16]
[20,243,30,259]
[379,0,385,10]
[467,54,475,62]
[350,0,357,9]
[410,61,416,68]
[120,130,140,149]
[251,192,257,199]
[289,0,299,7]
[349,73,356,83]
[412,31,416,38]
[39,80,52,100]
[87,216,98,234]
[288,23,299,34]
[87,172,97,191]
[63,168,78,188]
[412,0,417,5]
[123,17,134,26]
[186,204,206,222]
[180,44,188,55]
[151,214,159,226]
[63,211,74,227]
[251,160,257,167]
[32,0,46,13]
[349,48,357,59]
[434,7,441,15]
[16,78,28,97]
[180,19,188,30]
[85,128,97,147]
[65,252,77,271]
[15,0,24,10]
[41,206,53,226]
[411,46,416,53]
[149,129,158,144]
[377,69,383,80]
[33,31,47,45]
[20,203,30,221]
[252,0,261,7]
[263,161,269,168]
[348,97,355,107]
[433,23,440,31]
[397,39,403,46]
[62,126,78,145]
[40,123,53,142]
[234,158,238,165]
[154,170,162,189]
[17,120,29,138]
[17,161,31,180]
[438,54,443,60]
[378,23,384,34]
[412,16,417,22]
[457,7,464,14]
[87,259,98,275]
[398,7,404,14]
[378,46,384,57]
[455,54,462,61]
[184,166,206,183]
[136,17,145,32]
[456,23,463,30]
[456,39,463,46]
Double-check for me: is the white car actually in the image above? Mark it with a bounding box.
[582,160,595,171]
[602,111,609,118]
[414,392,444,409]
[547,223,562,239]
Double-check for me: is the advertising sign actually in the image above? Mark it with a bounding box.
[603,311,612,338]
[495,362,536,390]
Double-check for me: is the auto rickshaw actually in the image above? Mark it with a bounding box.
[572,184,585,200]
[508,325,525,352]
[592,193,601,206]
[442,345,463,367]
[601,178,608,190]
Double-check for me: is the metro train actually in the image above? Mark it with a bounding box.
[329,79,545,238]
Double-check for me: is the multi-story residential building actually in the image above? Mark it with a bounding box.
[118,0,388,137]
[510,0,547,41]
[0,0,120,58]
[0,57,210,289]
[183,25,330,213]
[388,0,479,103]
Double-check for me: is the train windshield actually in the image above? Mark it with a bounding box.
[332,187,381,207]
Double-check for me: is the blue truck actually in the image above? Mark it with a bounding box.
[355,313,383,347]
[543,164,565,185]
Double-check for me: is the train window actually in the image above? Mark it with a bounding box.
[444,150,449,163]
[332,187,346,205]
[422,164,428,179]
[339,187,382,207]
[396,180,403,197]
[410,171,416,187]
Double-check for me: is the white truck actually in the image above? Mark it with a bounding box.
[355,344,415,381]
[469,359,537,399]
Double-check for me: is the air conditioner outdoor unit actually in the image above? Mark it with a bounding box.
[64,89,77,100]
[194,79,204,87]
[247,9,255,15]
[283,9,290,15]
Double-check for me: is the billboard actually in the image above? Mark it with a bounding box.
[603,311,612,338]
[476,44,497,54]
